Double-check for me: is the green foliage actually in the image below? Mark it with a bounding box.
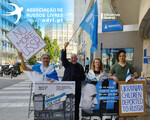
[44,37,60,62]
[53,39,60,62]
[37,30,42,36]
[26,56,37,65]
[44,36,54,61]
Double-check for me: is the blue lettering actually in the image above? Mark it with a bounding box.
[121,85,143,92]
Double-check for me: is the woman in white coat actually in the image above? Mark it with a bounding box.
[86,58,106,82]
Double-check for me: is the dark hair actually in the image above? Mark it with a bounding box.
[87,57,89,60]
[116,50,126,61]
[41,54,50,58]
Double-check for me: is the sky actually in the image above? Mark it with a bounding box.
[17,0,74,37]
[18,0,74,19]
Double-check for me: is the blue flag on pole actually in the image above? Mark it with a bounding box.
[79,1,98,53]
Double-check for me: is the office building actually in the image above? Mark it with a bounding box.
[0,0,25,64]
[45,21,77,59]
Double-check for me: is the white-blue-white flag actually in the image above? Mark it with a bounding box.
[79,1,98,53]
[125,69,131,82]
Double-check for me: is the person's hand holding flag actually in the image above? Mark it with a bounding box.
[126,69,134,83]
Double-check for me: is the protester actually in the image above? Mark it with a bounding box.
[80,83,98,115]
[109,50,139,83]
[85,57,90,74]
[18,51,59,82]
[109,50,139,120]
[61,42,85,120]
[86,58,106,82]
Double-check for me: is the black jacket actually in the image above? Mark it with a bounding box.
[61,50,85,83]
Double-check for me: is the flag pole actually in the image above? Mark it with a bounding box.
[69,26,80,42]
[68,0,97,42]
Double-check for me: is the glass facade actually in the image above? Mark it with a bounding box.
[0,0,25,64]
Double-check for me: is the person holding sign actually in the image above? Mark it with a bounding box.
[86,58,106,82]
[61,42,85,120]
[109,50,139,83]
[18,51,59,82]
[109,50,139,120]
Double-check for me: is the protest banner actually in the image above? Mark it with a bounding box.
[6,20,47,60]
[34,81,75,120]
[119,81,146,117]
[81,80,119,120]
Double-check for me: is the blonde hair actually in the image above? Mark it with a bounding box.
[91,58,104,72]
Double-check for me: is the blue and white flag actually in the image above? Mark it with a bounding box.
[24,64,59,82]
[31,64,59,81]
[80,1,98,53]
[125,69,132,82]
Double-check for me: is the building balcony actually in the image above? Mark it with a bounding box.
[0,35,7,40]
[1,47,16,53]
[0,24,9,31]
[1,15,17,25]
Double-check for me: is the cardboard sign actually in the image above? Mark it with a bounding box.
[6,20,47,60]
[34,81,75,120]
[119,81,146,116]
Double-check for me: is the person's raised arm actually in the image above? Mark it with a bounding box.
[63,42,69,51]
[61,42,70,68]
[17,51,33,71]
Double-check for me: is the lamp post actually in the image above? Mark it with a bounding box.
[2,40,7,64]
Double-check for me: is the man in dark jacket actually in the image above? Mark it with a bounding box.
[61,42,85,120]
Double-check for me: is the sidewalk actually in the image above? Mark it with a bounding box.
[127,109,150,120]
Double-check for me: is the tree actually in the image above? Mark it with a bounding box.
[26,56,37,65]
[44,36,54,61]
[43,37,60,62]
[53,39,60,62]
[37,30,42,36]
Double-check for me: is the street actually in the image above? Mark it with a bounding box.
[0,73,33,120]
